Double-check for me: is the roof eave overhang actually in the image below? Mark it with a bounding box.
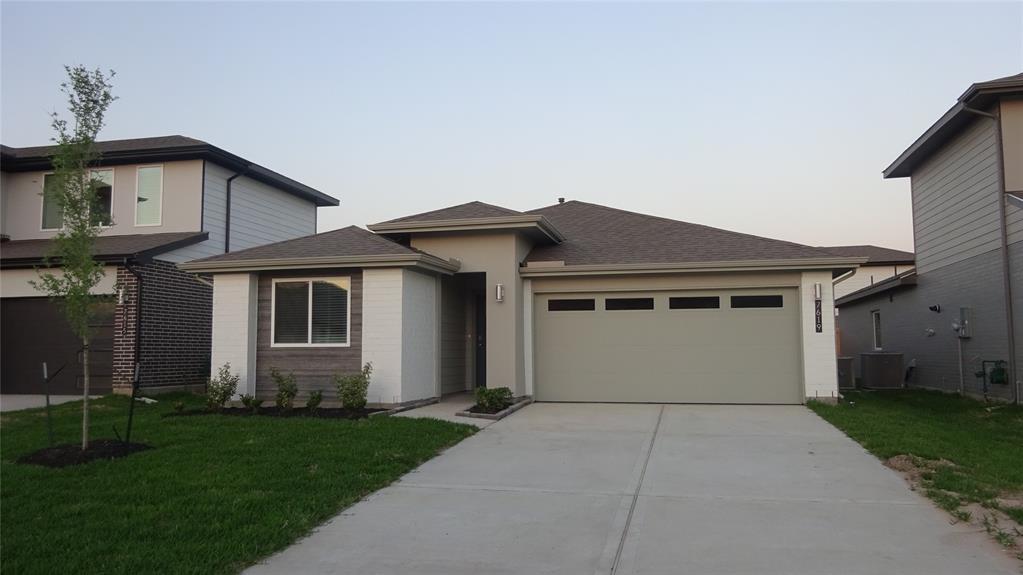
[836,271,918,306]
[178,252,461,275]
[1,145,339,207]
[884,80,1023,179]
[519,257,867,278]
[368,215,565,244]
[0,232,209,269]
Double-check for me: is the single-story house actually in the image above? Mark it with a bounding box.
[180,200,863,405]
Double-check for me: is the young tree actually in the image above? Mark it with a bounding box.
[33,66,116,450]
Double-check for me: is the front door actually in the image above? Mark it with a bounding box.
[474,290,487,388]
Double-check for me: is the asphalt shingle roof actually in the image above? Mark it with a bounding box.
[1,136,206,159]
[524,201,836,266]
[1,231,207,265]
[818,245,914,265]
[187,226,415,264]
[377,201,523,224]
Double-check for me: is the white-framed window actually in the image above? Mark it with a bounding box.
[135,165,163,226]
[871,310,882,350]
[40,173,62,230]
[271,277,351,347]
[90,168,114,226]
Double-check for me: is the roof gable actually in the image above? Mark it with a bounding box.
[376,201,522,224]
[186,226,414,265]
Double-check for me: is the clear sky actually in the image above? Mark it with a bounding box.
[3,2,1021,251]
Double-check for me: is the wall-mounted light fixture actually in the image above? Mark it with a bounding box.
[813,282,822,302]
[495,283,505,303]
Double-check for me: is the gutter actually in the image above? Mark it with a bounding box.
[518,257,866,278]
[178,252,461,275]
[961,102,1019,405]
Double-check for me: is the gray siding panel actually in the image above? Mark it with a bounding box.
[166,162,317,263]
[837,249,1013,400]
[911,117,1001,273]
[228,174,316,251]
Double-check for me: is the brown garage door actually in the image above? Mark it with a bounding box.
[1,298,114,395]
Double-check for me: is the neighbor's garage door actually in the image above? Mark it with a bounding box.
[1,298,114,395]
[534,289,802,404]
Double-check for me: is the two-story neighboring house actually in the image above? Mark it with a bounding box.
[0,136,338,396]
[836,73,1022,402]
[822,245,915,300]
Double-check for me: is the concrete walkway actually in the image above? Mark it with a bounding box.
[0,394,92,412]
[247,403,1019,575]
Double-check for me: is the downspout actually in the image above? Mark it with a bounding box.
[224,169,247,253]
[962,103,1018,404]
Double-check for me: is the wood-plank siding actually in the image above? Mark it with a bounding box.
[255,269,363,400]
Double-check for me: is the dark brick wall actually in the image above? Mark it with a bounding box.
[255,269,363,401]
[113,260,212,392]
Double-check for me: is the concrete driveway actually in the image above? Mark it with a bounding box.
[247,403,1019,575]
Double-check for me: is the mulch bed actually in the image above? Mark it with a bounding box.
[17,439,152,468]
[164,407,386,420]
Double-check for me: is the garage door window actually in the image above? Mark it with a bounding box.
[731,295,783,308]
[548,299,595,311]
[605,297,655,311]
[669,296,719,309]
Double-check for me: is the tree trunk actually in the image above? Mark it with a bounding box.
[81,339,90,451]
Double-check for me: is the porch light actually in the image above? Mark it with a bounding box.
[495,283,505,303]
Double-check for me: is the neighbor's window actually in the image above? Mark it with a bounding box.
[135,166,163,225]
[872,310,882,350]
[548,298,595,311]
[605,297,654,311]
[91,169,113,226]
[41,173,62,230]
[669,296,720,309]
[272,278,350,346]
[731,295,784,308]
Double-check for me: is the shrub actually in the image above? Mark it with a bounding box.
[270,367,298,410]
[306,390,323,411]
[206,363,239,411]
[335,362,372,411]
[475,387,513,413]
[240,394,263,414]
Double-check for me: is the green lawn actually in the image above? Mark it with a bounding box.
[810,390,1023,523]
[1,393,476,574]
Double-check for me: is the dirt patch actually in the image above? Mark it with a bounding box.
[885,454,1023,560]
[164,406,386,420]
[17,439,151,468]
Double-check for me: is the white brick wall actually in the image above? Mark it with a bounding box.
[210,273,258,397]
[401,269,438,402]
[362,268,404,403]
[801,271,839,401]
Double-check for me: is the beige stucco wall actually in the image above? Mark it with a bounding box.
[1,160,203,240]
[411,232,532,395]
